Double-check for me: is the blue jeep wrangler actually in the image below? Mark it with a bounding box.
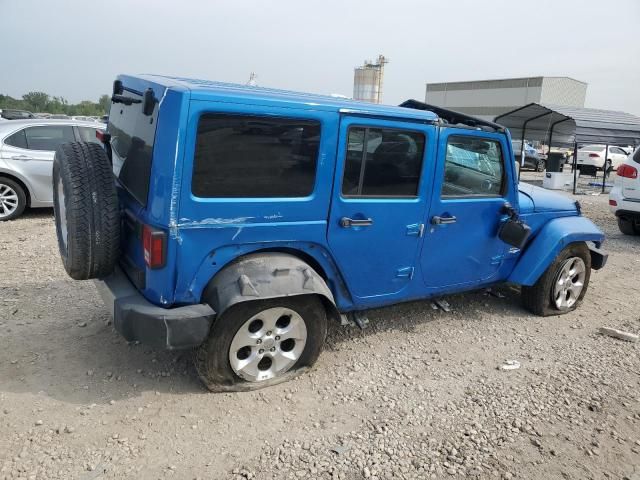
[51,75,607,391]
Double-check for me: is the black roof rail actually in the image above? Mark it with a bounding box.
[399,99,505,133]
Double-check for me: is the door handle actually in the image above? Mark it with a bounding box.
[431,215,457,225]
[11,155,31,161]
[340,217,373,228]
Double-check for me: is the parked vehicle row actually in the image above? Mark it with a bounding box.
[0,108,36,120]
[0,109,106,123]
[48,75,606,392]
[0,119,104,220]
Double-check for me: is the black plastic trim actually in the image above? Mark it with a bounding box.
[589,245,608,270]
[94,267,215,350]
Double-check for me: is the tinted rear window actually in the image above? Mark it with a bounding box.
[192,114,320,198]
[108,89,158,206]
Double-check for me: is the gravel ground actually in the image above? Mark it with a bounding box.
[1,180,639,480]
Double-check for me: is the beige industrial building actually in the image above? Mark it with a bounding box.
[425,76,587,121]
[353,55,389,104]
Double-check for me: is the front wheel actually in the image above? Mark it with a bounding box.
[536,159,546,172]
[521,243,591,316]
[194,295,327,392]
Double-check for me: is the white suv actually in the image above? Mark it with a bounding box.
[609,148,640,235]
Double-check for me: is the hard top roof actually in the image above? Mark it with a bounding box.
[128,74,439,123]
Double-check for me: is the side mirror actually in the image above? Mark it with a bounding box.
[498,218,531,249]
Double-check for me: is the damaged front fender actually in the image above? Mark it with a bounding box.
[508,215,605,286]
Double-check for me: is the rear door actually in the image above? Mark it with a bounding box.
[327,116,436,299]
[0,124,75,203]
[420,128,515,289]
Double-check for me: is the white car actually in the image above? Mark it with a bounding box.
[0,119,104,220]
[577,144,629,172]
[609,148,640,235]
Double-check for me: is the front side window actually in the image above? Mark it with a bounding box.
[442,136,504,197]
[192,114,320,198]
[342,127,425,197]
[22,125,75,151]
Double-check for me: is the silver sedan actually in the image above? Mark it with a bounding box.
[0,119,105,220]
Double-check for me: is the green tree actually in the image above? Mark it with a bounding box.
[22,91,49,112]
[0,91,110,116]
[98,94,110,114]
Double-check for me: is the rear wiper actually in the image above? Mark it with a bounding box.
[111,94,142,106]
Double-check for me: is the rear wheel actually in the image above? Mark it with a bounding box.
[521,243,591,316]
[0,178,27,221]
[617,217,639,235]
[194,295,327,392]
[536,159,546,172]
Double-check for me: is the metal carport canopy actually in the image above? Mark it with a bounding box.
[494,103,640,147]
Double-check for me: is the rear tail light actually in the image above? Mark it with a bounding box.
[617,164,638,179]
[95,129,111,143]
[142,225,166,269]
[609,199,617,206]
[588,153,600,158]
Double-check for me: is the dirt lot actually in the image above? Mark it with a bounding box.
[1,183,639,480]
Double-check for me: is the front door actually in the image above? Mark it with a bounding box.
[327,116,435,299]
[421,128,515,289]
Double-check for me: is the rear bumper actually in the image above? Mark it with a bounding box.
[609,188,640,217]
[94,267,215,350]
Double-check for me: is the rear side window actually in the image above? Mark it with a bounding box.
[4,129,28,149]
[442,136,504,197]
[192,114,320,198]
[23,125,75,151]
[342,127,425,197]
[108,89,158,206]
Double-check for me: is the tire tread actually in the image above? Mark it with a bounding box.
[53,142,120,280]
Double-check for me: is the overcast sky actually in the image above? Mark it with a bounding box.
[1,0,639,115]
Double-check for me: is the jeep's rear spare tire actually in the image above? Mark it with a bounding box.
[53,142,120,280]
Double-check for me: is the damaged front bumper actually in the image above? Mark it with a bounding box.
[94,267,215,349]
